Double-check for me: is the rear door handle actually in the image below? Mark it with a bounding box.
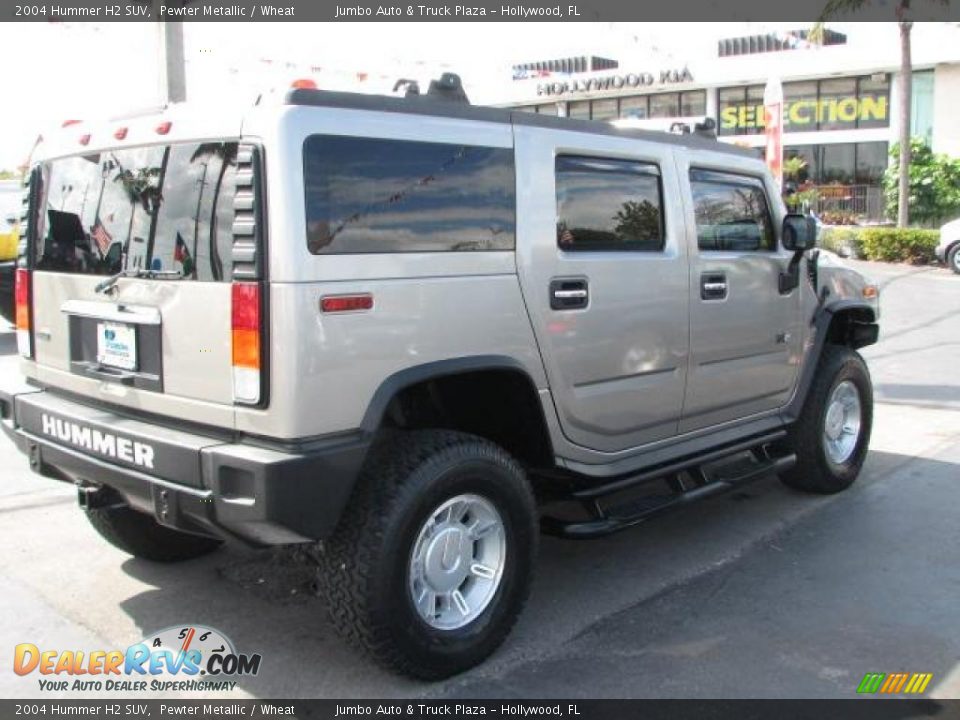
[550,278,589,310]
[700,272,728,300]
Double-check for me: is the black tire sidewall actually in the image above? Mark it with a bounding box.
[812,349,873,484]
[368,448,536,676]
[949,245,960,275]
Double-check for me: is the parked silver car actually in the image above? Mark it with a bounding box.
[1,76,881,679]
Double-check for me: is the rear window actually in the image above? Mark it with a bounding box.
[303,135,515,254]
[35,142,238,280]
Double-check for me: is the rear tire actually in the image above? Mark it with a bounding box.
[779,344,873,494]
[84,505,222,562]
[315,430,537,680]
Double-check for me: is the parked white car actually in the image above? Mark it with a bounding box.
[937,218,960,274]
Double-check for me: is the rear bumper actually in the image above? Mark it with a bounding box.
[0,383,369,546]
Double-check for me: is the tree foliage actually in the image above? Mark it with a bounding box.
[884,138,960,226]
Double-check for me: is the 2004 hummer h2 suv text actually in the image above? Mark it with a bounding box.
[1,77,880,679]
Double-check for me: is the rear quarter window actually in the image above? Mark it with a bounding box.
[303,135,515,254]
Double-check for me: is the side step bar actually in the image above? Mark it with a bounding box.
[542,442,796,540]
[573,429,788,500]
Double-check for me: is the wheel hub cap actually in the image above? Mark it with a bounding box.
[408,494,506,631]
[823,380,862,465]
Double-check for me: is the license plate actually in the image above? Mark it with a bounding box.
[97,322,137,371]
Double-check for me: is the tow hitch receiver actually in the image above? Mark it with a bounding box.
[77,484,125,511]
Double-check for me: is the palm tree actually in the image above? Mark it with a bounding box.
[814,4,949,228]
[113,165,163,264]
[190,143,238,280]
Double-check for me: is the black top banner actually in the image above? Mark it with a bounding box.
[3,0,960,22]
[0,699,957,720]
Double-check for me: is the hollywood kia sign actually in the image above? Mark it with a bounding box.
[537,68,695,97]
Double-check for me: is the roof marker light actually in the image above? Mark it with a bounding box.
[156,121,172,135]
[291,78,317,90]
[79,134,91,146]
[114,127,128,140]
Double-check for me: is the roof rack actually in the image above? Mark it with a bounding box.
[284,84,750,158]
[394,72,470,104]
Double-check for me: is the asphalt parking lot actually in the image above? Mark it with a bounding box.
[0,259,958,699]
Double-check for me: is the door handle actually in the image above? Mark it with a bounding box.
[700,272,728,300]
[550,278,589,310]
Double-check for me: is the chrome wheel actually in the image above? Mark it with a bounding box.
[408,494,506,631]
[823,380,862,465]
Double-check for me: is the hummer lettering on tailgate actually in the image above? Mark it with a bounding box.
[40,414,155,469]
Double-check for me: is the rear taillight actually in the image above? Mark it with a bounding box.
[231,282,261,405]
[14,268,31,357]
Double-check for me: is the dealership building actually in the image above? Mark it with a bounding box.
[496,24,960,222]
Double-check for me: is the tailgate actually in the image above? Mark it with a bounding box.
[23,140,263,427]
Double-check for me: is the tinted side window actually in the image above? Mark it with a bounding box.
[555,156,664,252]
[303,135,515,254]
[690,170,775,252]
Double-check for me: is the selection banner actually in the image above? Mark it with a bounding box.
[3,0,960,22]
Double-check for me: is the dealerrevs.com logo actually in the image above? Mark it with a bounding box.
[13,625,262,693]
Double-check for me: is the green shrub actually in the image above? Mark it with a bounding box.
[818,226,864,257]
[858,228,940,264]
[884,139,960,226]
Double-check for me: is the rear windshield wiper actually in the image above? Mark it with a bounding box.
[94,268,183,295]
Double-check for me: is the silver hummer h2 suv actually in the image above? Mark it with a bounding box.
[2,77,880,679]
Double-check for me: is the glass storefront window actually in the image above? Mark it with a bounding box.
[819,78,858,132]
[910,71,935,144]
[784,81,818,132]
[718,88,746,136]
[649,92,680,118]
[680,91,707,117]
[855,142,890,184]
[591,98,619,121]
[858,74,890,129]
[567,100,591,120]
[620,95,649,119]
[783,142,888,186]
[820,143,857,184]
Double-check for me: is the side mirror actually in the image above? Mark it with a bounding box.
[782,214,816,252]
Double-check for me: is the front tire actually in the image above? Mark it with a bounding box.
[948,244,960,275]
[779,345,873,494]
[84,505,222,562]
[315,430,538,680]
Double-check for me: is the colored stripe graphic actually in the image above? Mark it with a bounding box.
[857,673,886,693]
[858,672,933,694]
